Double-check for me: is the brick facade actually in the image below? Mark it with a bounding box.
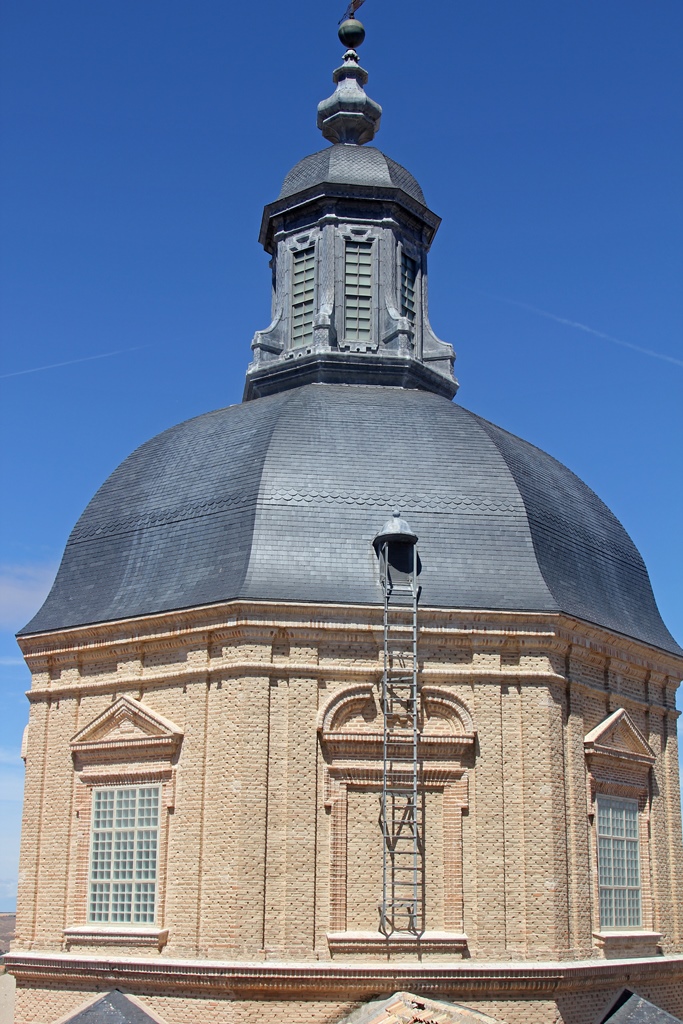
[7,599,683,1023]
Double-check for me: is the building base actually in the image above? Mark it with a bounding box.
[6,951,683,1024]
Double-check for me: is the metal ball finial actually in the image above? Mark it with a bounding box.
[338,18,365,49]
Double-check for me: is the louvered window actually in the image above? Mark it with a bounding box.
[89,786,159,924]
[344,241,373,341]
[597,796,641,928]
[400,252,417,321]
[291,247,315,346]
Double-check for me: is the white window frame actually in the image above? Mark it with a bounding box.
[596,795,642,930]
[88,784,160,926]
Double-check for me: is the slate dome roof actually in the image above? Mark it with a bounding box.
[278,145,426,204]
[22,383,681,656]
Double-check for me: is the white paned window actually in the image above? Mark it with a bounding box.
[597,796,641,929]
[89,786,159,925]
[344,240,373,341]
[400,252,417,321]
[291,247,315,346]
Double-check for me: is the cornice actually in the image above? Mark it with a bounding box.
[17,601,682,677]
[63,926,168,951]
[5,951,683,999]
[564,676,677,720]
[28,664,678,719]
[24,665,677,720]
[557,615,683,676]
[17,602,563,659]
[26,665,568,703]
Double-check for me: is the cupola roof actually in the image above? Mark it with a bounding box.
[278,145,425,206]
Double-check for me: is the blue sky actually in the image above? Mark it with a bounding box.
[0,0,681,911]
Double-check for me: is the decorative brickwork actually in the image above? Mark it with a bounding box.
[7,600,683,1022]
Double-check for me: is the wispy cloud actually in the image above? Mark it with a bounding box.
[0,564,57,631]
[485,295,683,369]
[0,345,145,381]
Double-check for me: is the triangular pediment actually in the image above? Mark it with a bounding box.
[584,708,655,765]
[337,991,503,1024]
[71,696,182,761]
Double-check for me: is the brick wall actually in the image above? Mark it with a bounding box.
[9,600,683,1023]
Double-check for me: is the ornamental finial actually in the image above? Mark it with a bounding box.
[316,18,382,146]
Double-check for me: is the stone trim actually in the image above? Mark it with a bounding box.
[320,731,476,760]
[592,930,662,959]
[17,601,683,676]
[63,926,169,950]
[77,768,174,795]
[16,602,561,656]
[26,663,568,703]
[584,708,655,767]
[318,684,476,762]
[327,931,468,955]
[70,696,183,765]
[6,951,683,999]
[318,685,477,737]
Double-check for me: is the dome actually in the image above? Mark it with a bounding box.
[22,383,680,656]
[278,145,426,205]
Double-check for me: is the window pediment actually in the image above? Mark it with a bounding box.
[318,684,475,761]
[584,708,654,767]
[70,696,183,765]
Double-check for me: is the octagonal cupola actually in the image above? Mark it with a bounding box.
[244,20,457,401]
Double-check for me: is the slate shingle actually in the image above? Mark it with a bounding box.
[60,989,162,1024]
[21,383,681,657]
[278,145,426,204]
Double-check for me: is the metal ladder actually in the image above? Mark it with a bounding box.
[376,533,423,937]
